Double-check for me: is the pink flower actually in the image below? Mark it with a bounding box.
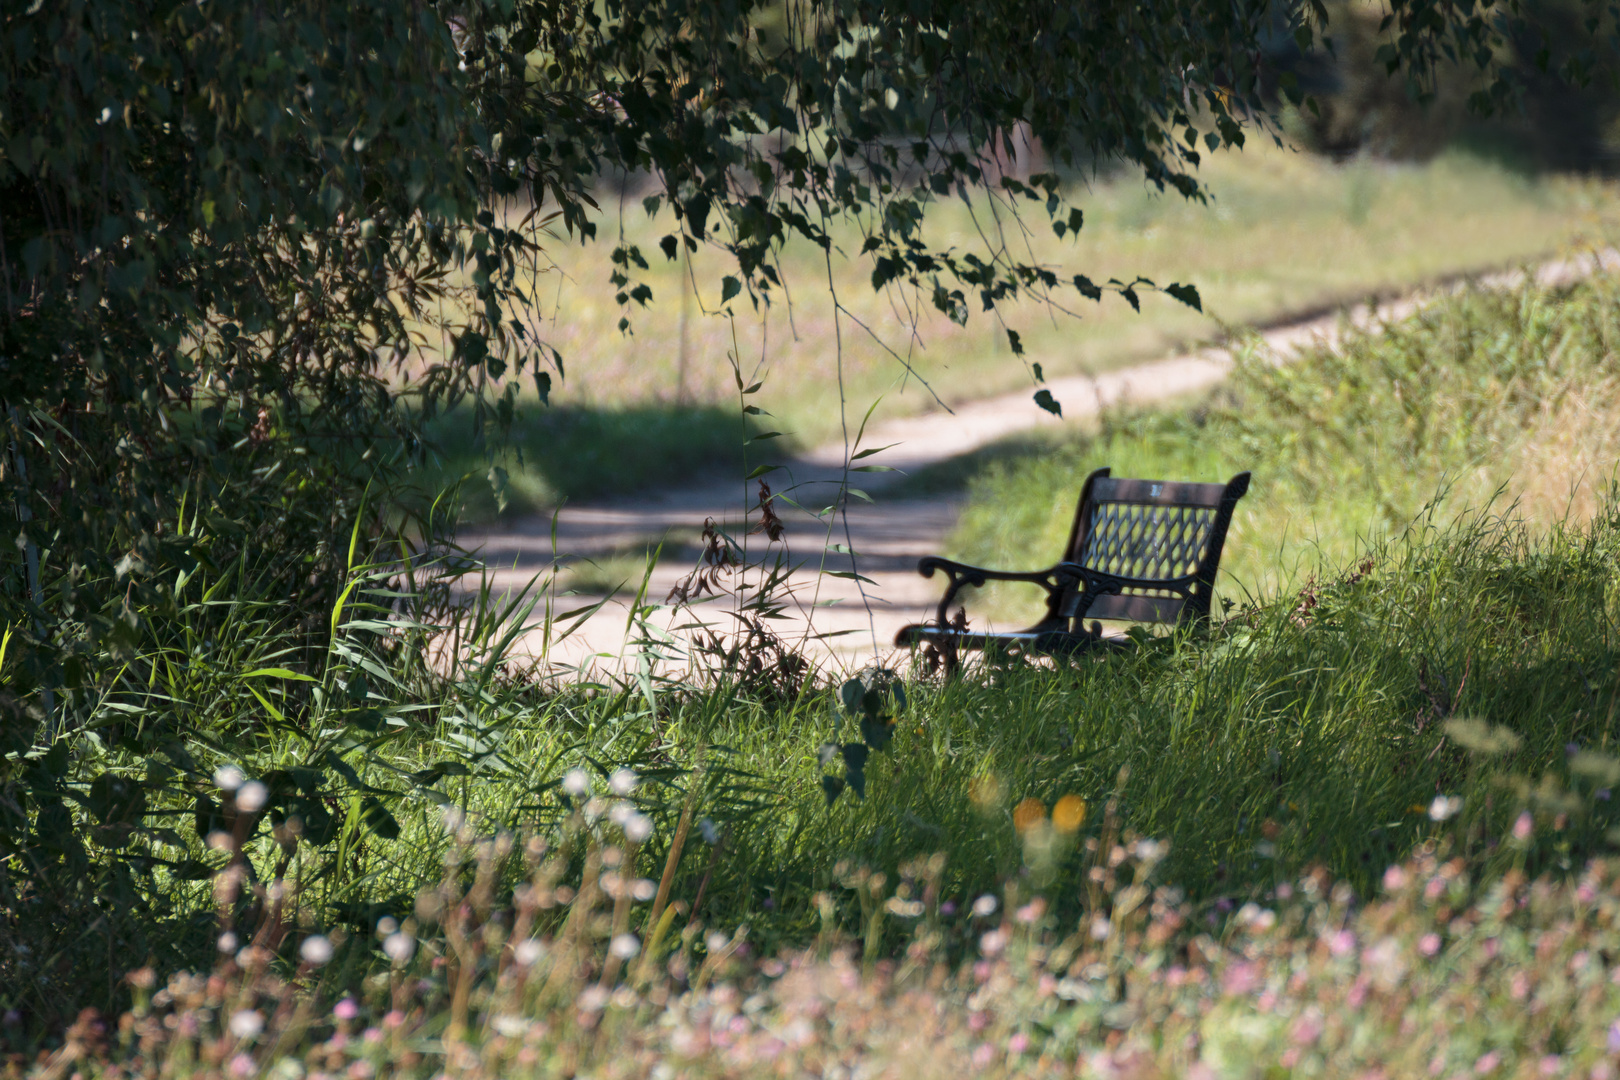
[1514,812,1534,841]
[228,1053,256,1079]
[972,1043,995,1069]
[1328,930,1356,957]
[969,1011,989,1032]
[383,1011,406,1029]
[1419,933,1441,957]
[1383,865,1408,892]
[1008,1032,1029,1056]
[333,998,360,1021]
[1475,1050,1500,1074]
[1538,1056,1562,1077]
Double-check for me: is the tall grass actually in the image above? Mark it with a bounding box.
[9,274,1620,1049]
[947,268,1620,619]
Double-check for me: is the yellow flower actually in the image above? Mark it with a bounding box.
[1052,794,1088,833]
[1012,797,1047,833]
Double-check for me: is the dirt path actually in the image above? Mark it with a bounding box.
[464,251,1618,676]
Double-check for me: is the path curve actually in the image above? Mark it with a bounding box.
[464,250,1619,675]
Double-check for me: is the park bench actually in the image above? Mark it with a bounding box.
[895,467,1251,663]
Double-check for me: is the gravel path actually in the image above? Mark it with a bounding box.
[463,251,1618,677]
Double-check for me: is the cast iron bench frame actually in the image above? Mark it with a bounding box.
[895,467,1251,660]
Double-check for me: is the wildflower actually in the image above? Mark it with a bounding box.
[1429,795,1462,822]
[561,768,591,797]
[1538,1056,1563,1077]
[236,781,268,813]
[218,931,240,953]
[577,986,610,1013]
[1475,1050,1501,1075]
[609,767,639,795]
[632,877,657,901]
[971,894,998,918]
[940,901,958,916]
[980,929,1008,956]
[1012,797,1046,833]
[1014,899,1045,924]
[624,812,654,843]
[383,933,414,964]
[1419,932,1441,957]
[1327,930,1356,957]
[1052,794,1087,832]
[229,1010,264,1038]
[1382,865,1408,892]
[383,1011,406,1029]
[1608,1020,1620,1053]
[610,934,640,959]
[1514,812,1534,841]
[333,998,360,1021]
[1008,1031,1029,1056]
[214,765,245,792]
[706,931,729,953]
[972,1043,995,1069]
[300,935,334,966]
[228,1053,257,1079]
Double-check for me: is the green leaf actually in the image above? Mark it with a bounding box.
[241,667,316,682]
[1165,282,1202,312]
[360,797,400,839]
[1034,389,1063,417]
[721,276,742,303]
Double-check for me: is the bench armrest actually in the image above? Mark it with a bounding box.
[917,557,1126,628]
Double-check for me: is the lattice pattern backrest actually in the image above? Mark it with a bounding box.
[1076,501,1219,582]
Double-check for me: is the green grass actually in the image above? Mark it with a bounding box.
[516,142,1616,453]
[9,271,1620,1054]
[943,271,1620,625]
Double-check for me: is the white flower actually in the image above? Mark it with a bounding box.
[1429,795,1463,822]
[218,931,239,953]
[299,935,333,966]
[1089,916,1112,941]
[624,813,654,843]
[610,933,640,959]
[235,781,268,813]
[513,939,545,966]
[383,933,414,965]
[492,1015,528,1037]
[214,766,246,793]
[972,894,999,918]
[609,800,634,826]
[576,986,610,1012]
[632,878,658,902]
[706,931,729,953]
[608,768,639,796]
[229,1009,264,1038]
[562,768,591,797]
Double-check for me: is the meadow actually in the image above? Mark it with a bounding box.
[13,269,1620,1077]
[427,143,1615,518]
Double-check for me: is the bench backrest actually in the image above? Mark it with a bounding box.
[1060,467,1251,627]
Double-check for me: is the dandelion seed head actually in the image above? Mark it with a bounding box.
[608,768,639,795]
[561,768,591,797]
[383,933,414,964]
[624,812,653,843]
[300,935,333,966]
[235,781,268,813]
